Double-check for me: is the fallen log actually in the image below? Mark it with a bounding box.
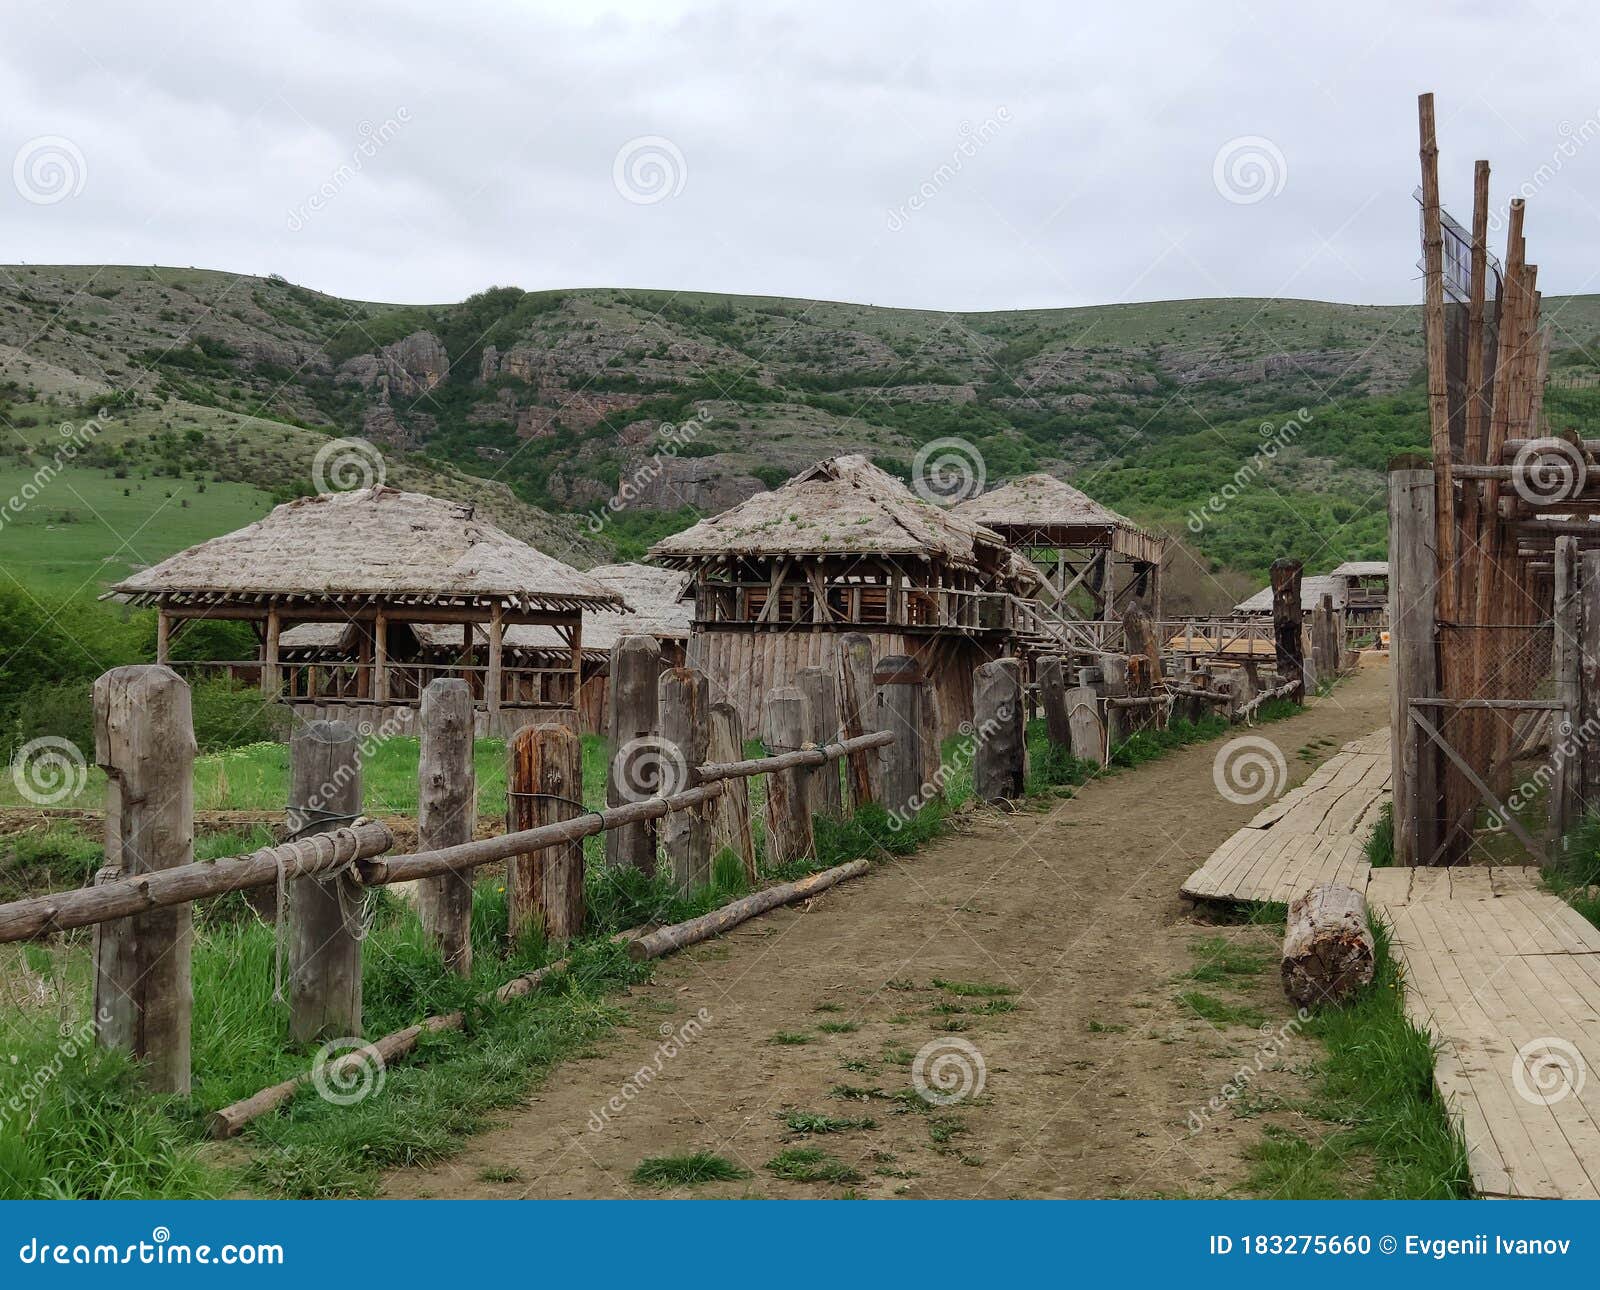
[626,859,870,962]
[1237,680,1299,723]
[1281,882,1375,1007]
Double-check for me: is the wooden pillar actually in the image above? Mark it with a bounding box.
[797,665,843,822]
[417,678,475,974]
[155,610,171,666]
[660,666,711,893]
[1418,93,1458,617]
[507,724,585,942]
[1390,468,1440,867]
[1551,536,1581,854]
[1038,655,1071,750]
[287,720,363,1043]
[1269,558,1305,701]
[874,655,925,821]
[93,665,195,1093]
[261,607,280,696]
[836,632,881,810]
[1582,549,1600,817]
[486,604,503,726]
[606,635,662,873]
[372,612,389,705]
[1099,653,1128,751]
[1064,684,1105,764]
[973,658,1025,803]
[761,685,814,863]
[709,702,757,882]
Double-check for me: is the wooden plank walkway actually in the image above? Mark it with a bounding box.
[1368,866,1600,1200]
[1180,729,1389,905]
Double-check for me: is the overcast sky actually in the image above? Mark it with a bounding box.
[4,0,1598,312]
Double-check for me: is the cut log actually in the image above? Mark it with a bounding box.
[1281,882,1375,1007]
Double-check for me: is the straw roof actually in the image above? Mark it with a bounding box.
[952,472,1141,532]
[112,486,621,613]
[1234,575,1347,615]
[649,455,1019,574]
[1329,560,1388,579]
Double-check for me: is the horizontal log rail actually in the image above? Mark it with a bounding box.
[0,732,895,944]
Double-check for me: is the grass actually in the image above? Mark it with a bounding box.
[931,978,1014,997]
[769,1031,812,1046]
[1244,918,1469,1199]
[764,1146,863,1184]
[1181,934,1270,988]
[1365,801,1395,868]
[1176,990,1268,1029]
[1549,813,1600,929]
[630,1152,751,1188]
[781,1110,877,1134]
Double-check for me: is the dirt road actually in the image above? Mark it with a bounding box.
[386,658,1391,1199]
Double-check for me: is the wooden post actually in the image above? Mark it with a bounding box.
[372,612,389,705]
[797,665,843,822]
[874,656,926,821]
[287,720,363,1043]
[93,665,195,1093]
[709,703,757,882]
[1582,549,1600,817]
[762,686,815,863]
[659,666,711,893]
[486,603,503,724]
[1100,653,1128,752]
[1551,536,1581,852]
[1122,600,1161,682]
[836,632,881,809]
[1064,685,1105,765]
[155,610,172,666]
[973,658,1025,803]
[1270,558,1305,702]
[262,607,281,697]
[920,678,944,798]
[417,678,475,974]
[507,724,585,942]
[1038,655,1071,751]
[1390,468,1440,867]
[606,635,661,873]
[1418,92,1458,616]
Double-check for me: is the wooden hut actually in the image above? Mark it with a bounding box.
[649,454,1040,737]
[950,472,1166,619]
[110,486,622,735]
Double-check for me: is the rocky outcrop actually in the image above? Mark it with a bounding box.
[337,330,449,397]
[513,391,644,438]
[1159,347,1350,387]
[615,452,765,513]
[867,383,978,404]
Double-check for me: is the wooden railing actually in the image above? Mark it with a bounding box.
[693,578,1021,632]
[169,658,578,707]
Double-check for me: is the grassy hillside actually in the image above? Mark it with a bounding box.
[7,264,1600,606]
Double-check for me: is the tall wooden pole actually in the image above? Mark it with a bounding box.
[659,666,711,893]
[1269,558,1305,701]
[874,655,926,820]
[288,720,364,1042]
[1550,536,1581,855]
[762,686,815,863]
[93,665,195,1093]
[797,665,843,822]
[1419,92,1458,615]
[507,724,585,942]
[417,678,475,974]
[836,632,881,810]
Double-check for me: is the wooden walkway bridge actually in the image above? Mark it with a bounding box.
[1182,724,1600,1199]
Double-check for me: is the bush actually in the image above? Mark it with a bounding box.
[189,678,288,752]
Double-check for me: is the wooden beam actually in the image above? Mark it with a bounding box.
[1418,92,1457,614]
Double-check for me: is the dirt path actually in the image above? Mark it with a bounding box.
[385,657,1392,1199]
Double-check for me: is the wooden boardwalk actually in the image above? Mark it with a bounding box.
[1180,729,1389,905]
[1369,865,1600,1199]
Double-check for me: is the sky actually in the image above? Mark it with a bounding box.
[4,0,1599,312]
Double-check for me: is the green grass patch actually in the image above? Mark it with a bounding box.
[1182,934,1270,987]
[630,1152,751,1188]
[765,1146,863,1184]
[931,978,1015,998]
[1176,990,1268,1028]
[816,1020,859,1034]
[769,1031,812,1046]
[782,1110,877,1134]
[1365,801,1395,868]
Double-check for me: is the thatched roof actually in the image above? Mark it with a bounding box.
[1329,560,1388,579]
[111,487,621,613]
[1234,575,1347,615]
[649,455,1021,575]
[950,473,1164,562]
